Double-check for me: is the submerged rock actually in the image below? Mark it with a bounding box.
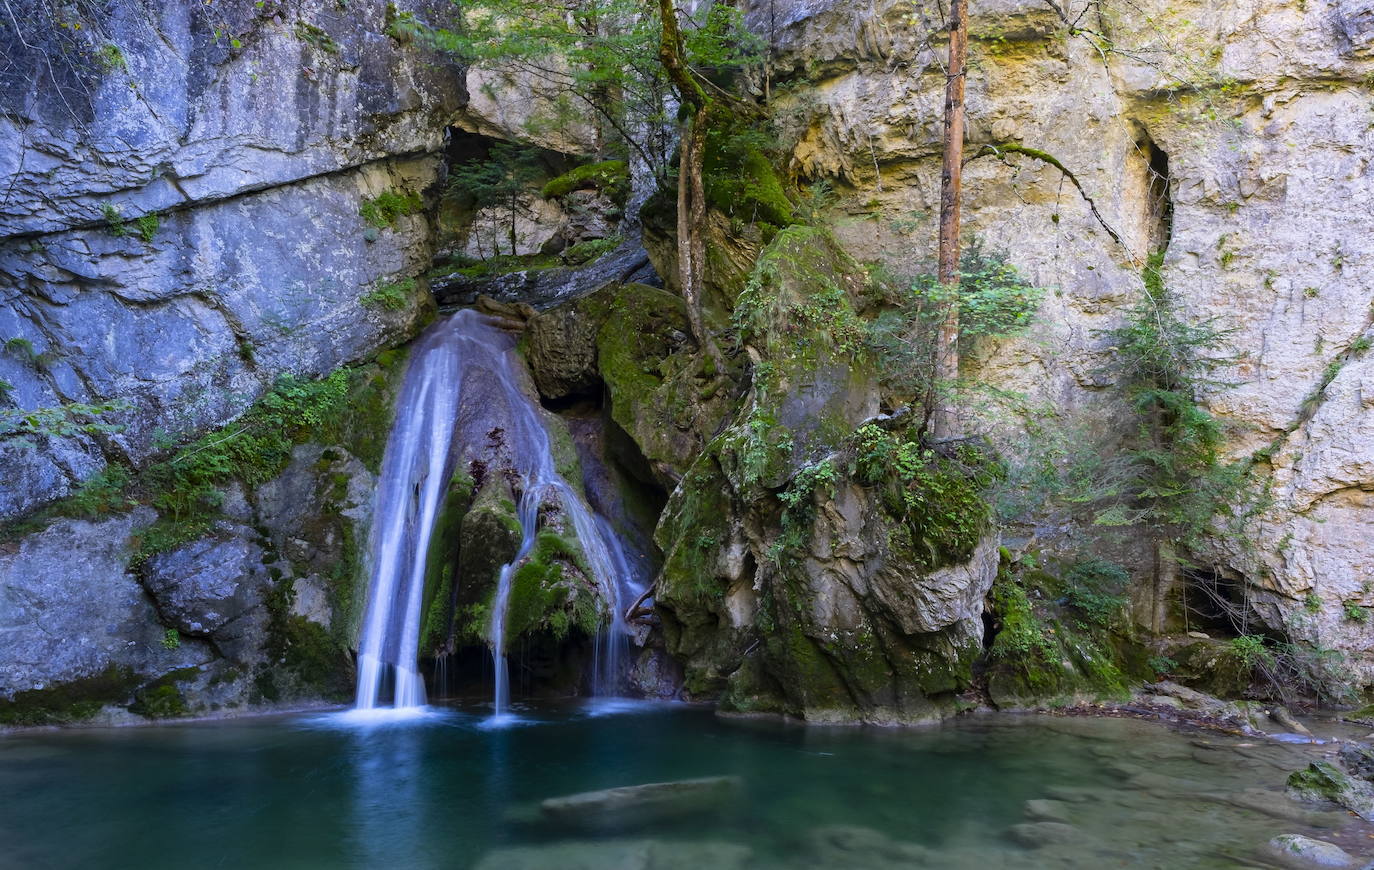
[538,776,743,829]
[803,825,932,868]
[473,838,752,870]
[1006,821,1083,849]
[1265,834,1368,869]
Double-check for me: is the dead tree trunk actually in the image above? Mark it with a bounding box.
[932,0,968,440]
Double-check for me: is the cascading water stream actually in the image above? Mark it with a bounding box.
[354,309,643,720]
[353,319,468,712]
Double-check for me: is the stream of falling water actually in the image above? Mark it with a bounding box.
[353,310,643,721]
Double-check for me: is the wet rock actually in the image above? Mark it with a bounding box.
[1023,799,1072,823]
[527,301,604,400]
[538,776,743,829]
[1265,834,1365,868]
[473,838,752,870]
[0,509,206,703]
[1287,761,1374,821]
[1006,822,1082,849]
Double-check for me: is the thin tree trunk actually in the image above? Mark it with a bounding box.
[932,0,968,441]
[656,0,721,368]
[677,111,714,363]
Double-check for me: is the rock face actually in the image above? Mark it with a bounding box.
[742,0,1374,688]
[0,0,454,718]
[0,0,462,520]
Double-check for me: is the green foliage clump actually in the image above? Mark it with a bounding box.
[866,240,1045,395]
[359,189,423,229]
[101,203,127,236]
[541,159,629,204]
[134,212,159,242]
[1059,558,1130,627]
[1227,634,1275,670]
[561,235,620,266]
[161,628,181,650]
[1,399,128,447]
[96,42,127,72]
[136,371,354,557]
[1097,251,1238,539]
[1343,603,1369,623]
[360,277,415,311]
[294,21,339,53]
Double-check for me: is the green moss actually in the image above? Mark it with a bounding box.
[359,189,423,229]
[1287,762,1355,804]
[263,578,352,699]
[129,682,189,719]
[0,665,139,726]
[419,471,475,655]
[541,160,629,205]
[703,127,793,227]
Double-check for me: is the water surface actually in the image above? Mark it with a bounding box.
[0,703,1362,869]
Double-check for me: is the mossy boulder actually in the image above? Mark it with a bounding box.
[982,559,1143,709]
[1168,639,1254,699]
[1287,761,1374,820]
[596,283,741,484]
[453,479,524,645]
[647,227,999,723]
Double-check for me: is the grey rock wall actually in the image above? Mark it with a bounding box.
[745,0,1374,686]
[1,0,464,519]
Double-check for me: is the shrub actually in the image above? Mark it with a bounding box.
[359,190,423,229]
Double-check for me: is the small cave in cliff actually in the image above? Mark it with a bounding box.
[1134,127,1173,254]
[1179,567,1249,636]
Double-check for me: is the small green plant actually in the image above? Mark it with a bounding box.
[1351,336,1371,354]
[161,629,181,650]
[294,21,339,53]
[360,277,415,311]
[1147,654,1177,677]
[101,203,128,237]
[134,213,159,242]
[359,190,423,230]
[96,42,127,72]
[1344,603,1369,623]
[1060,558,1130,627]
[1304,591,1322,613]
[794,179,837,225]
[1228,634,1275,670]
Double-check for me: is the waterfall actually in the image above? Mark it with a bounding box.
[354,310,643,718]
[353,317,468,711]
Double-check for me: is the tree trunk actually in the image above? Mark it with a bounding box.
[932,0,969,441]
[655,0,721,368]
[676,108,720,367]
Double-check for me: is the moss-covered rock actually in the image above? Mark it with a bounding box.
[647,227,1000,723]
[596,283,741,483]
[0,665,141,727]
[453,479,524,646]
[982,556,1143,709]
[541,159,629,206]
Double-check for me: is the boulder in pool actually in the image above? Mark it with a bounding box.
[538,776,743,828]
[1265,834,1367,869]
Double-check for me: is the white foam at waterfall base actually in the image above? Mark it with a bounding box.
[349,309,644,724]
